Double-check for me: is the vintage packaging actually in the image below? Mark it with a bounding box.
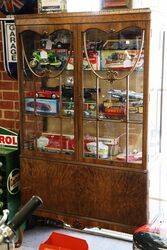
[25,98,59,114]
[100,50,128,69]
[37,133,75,153]
[100,49,144,70]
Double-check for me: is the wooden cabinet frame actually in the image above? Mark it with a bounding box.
[16,9,151,233]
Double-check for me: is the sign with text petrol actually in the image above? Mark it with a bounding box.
[0,127,18,147]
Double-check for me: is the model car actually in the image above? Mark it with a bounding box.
[29,50,62,69]
[108,89,143,102]
[27,101,51,112]
[26,90,60,99]
[62,101,74,116]
[83,102,96,117]
[55,85,99,100]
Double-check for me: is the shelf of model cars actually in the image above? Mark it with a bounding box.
[82,49,144,71]
[82,107,143,121]
[28,48,144,73]
[83,136,142,163]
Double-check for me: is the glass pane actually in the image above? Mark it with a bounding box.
[24,78,60,116]
[22,114,36,150]
[127,123,142,163]
[62,118,75,154]
[83,120,97,158]
[84,27,143,71]
[36,117,74,154]
[99,121,126,161]
[22,29,72,76]
[82,27,144,164]
[61,72,74,117]
[129,72,143,123]
[83,72,97,118]
[99,78,126,121]
[83,120,126,160]
[22,28,75,156]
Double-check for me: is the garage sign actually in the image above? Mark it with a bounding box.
[1,17,17,79]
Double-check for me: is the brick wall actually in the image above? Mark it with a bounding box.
[0,27,20,132]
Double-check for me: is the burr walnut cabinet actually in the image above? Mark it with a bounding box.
[15,9,158,233]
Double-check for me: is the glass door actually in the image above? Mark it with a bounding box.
[82,27,144,166]
[20,27,76,159]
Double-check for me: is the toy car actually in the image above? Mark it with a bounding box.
[62,101,74,116]
[54,85,99,100]
[83,102,96,117]
[29,50,62,69]
[27,101,51,112]
[108,89,143,102]
[26,90,60,99]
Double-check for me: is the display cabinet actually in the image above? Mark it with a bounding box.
[15,9,152,233]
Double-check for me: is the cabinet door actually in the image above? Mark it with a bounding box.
[79,23,146,169]
[19,25,77,160]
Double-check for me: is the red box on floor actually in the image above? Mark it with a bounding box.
[39,232,89,250]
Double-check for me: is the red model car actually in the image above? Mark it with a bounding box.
[27,101,51,112]
[26,90,60,99]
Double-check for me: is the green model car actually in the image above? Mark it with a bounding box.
[30,50,62,69]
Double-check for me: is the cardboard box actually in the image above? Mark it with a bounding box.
[25,98,59,114]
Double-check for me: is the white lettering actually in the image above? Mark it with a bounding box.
[6,22,17,63]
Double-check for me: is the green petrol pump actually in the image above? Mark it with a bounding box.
[0,126,20,222]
